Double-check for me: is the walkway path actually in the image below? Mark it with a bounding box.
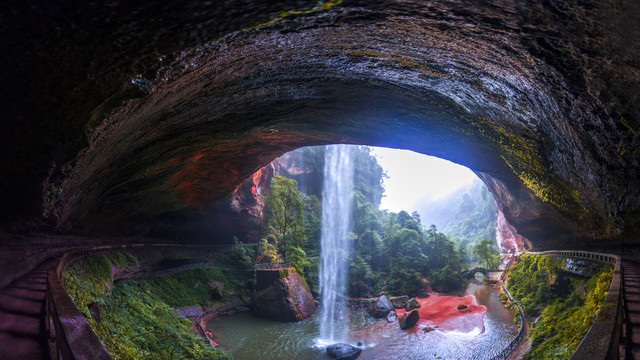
[0,259,53,360]
[623,259,640,360]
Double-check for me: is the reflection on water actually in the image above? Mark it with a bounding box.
[207,281,516,360]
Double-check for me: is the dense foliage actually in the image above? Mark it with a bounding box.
[266,145,470,298]
[259,175,310,277]
[64,253,235,360]
[471,238,501,269]
[506,254,613,360]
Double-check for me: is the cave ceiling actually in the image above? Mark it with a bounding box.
[1,0,639,248]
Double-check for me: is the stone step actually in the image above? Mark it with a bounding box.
[625,295,640,303]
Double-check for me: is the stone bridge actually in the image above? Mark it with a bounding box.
[462,267,489,278]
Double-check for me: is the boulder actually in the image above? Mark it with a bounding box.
[405,297,421,311]
[390,295,409,309]
[252,268,316,322]
[372,295,394,318]
[326,343,362,360]
[386,310,397,323]
[399,309,420,330]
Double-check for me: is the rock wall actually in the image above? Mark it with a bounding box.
[495,210,530,253]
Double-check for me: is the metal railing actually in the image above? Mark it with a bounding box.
[45,243,245,360]
[488,282,525,360]
[493,250,621,360]
[255,261,290,270]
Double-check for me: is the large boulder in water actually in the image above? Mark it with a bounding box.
[399,309,420,330]
[372,295,394,318]
[326,343,362,360]
[405,298,421,311]
[390,295,409,309]
[252,268,316,322]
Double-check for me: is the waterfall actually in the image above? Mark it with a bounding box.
[317,145,354,345]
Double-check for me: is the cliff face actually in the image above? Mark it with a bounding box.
[252,268,316,322]
[495,210,530,253]
[1,1,639,249]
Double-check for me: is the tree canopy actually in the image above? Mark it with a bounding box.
[262,175,306,267]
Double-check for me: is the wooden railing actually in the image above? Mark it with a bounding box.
[45,243,246,360]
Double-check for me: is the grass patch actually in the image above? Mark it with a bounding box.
[63,252,234,360]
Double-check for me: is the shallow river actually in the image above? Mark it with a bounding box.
[207,281,517,360]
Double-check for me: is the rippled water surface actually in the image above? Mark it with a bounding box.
[207,281,517,360]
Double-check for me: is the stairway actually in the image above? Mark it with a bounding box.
[0,259,53,360]
[623,259,640,360]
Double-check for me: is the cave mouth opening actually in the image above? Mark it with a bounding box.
[212,144,523,359]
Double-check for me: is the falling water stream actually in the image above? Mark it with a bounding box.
[317,145,355,346]
[206,145,518,359]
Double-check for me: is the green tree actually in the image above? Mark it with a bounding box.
[471,238,501,270]
[262,175,306,263]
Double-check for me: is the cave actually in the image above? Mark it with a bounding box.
[0,0,639,359]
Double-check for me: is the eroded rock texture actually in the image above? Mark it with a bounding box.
[1,1,639,249]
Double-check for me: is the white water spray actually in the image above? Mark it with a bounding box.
[317,145,354,345]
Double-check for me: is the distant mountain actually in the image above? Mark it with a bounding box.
[416,178,498,245]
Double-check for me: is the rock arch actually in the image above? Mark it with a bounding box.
[5,1,635,249]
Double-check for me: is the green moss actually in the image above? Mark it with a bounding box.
[248,0,343,30]
[141,267,251,307]
[465,116,588,219]
[506,254,613,360]
[63,253,233,360]
[278,268,290,279]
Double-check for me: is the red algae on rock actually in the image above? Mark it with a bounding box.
[395,294,487,333]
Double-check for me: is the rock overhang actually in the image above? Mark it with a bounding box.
[2,1,639,248]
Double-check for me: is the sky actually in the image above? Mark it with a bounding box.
[370,147,477,213]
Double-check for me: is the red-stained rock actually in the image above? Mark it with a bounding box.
[396,294,487,333]
[495,209,530,253]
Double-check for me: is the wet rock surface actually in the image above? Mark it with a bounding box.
[0,1,639,249]
[372,295,394,318]
[405,298,421,312]
[326,343,362,360]
[399,309,420,330]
